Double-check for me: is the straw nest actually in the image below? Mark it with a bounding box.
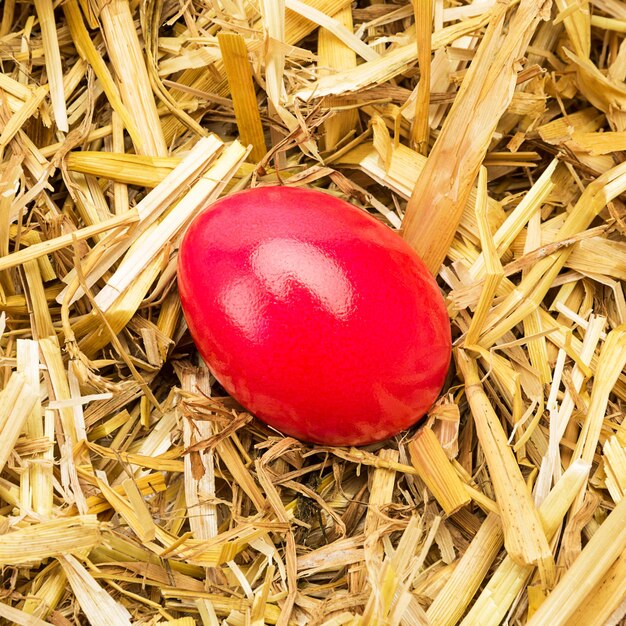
[1,0,626,624]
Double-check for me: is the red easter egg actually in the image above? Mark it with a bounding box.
[177,186,451,446]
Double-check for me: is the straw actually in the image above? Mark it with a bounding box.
[401,0,549,274]
[218,33,268,163]
[457,349,554,585]
[527,495,626,626]
[1,2,626,623]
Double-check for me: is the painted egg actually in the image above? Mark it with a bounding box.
[177,186,451,446]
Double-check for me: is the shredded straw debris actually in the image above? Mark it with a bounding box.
[1,0,626,624]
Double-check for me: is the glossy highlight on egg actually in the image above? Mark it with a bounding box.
[177,186,452,446]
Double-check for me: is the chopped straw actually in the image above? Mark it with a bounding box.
[409,426,471,516]
[1,1,626,624]
[218,33,268,163]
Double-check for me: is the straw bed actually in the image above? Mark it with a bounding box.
[1,1,626,624]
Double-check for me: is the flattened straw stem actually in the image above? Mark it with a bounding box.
[426,513,503,626]
[566,549,626,626]
[34,0,68,132]
[409,426,471,516]
[457,349,555,586]
[401,0,547,274]
[0,0,15,36]
[527,496,626,626]
[410,0,432,154]
[460,460,590,626]
[570,324,626,512]
[95,0,167,156]
[318,4,359,152]
[218,33,268,163]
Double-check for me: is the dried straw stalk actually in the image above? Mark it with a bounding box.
[457,349,554,583]
[402,0,549,274]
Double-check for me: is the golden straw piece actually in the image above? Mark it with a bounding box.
[410,0,432,154]
[0,517,101,565]
[479,159,626,348]
[464,167,503,346]
[33,0,68,132]
[567,549,626,626]
[401,0,548,274]
[218,33,268,163]
[461,460,591,626]
[0,372,38,473]
[457,349,555,585]
[94,0,167,156]
[571,324,626,511]
[58,555,133,626]
[427,512,503,626]
[62,0,143,150]
[409,426,471,516]
[527,495,626,626]
[318,4,359,152]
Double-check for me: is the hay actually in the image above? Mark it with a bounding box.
[1,0,626,624]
